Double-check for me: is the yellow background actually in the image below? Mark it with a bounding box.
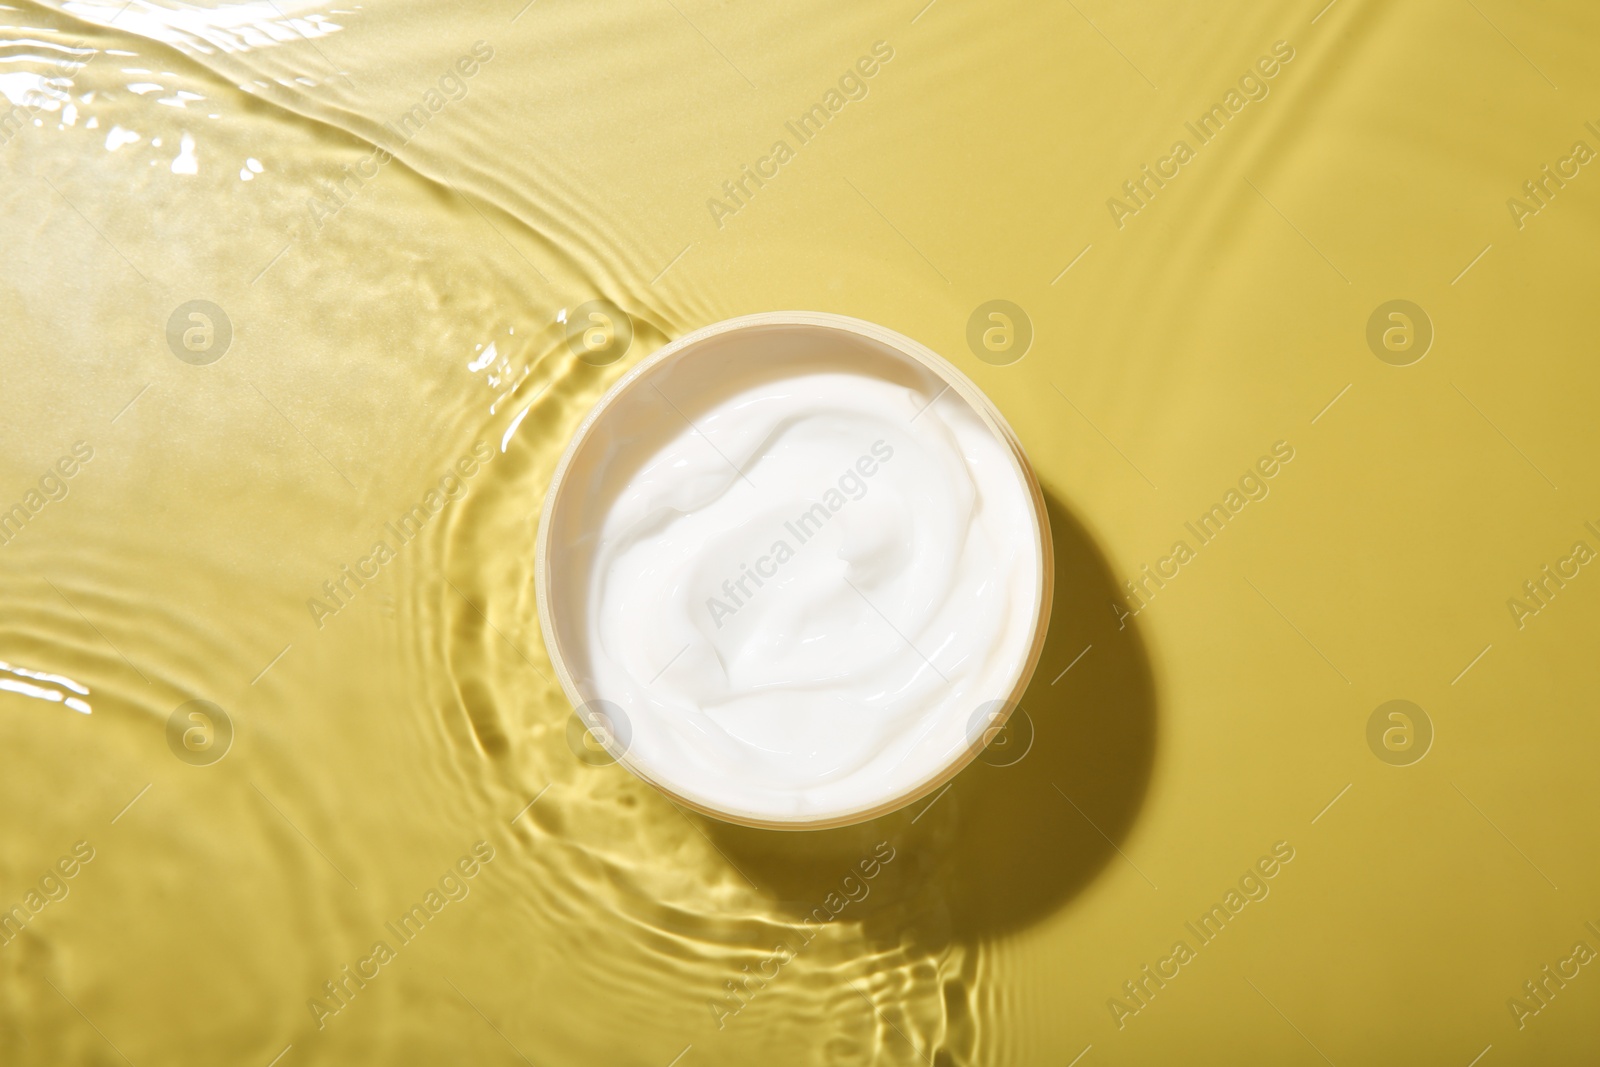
[1,0,1598,1063]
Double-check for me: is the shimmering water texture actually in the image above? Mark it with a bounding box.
[4,0,1600,1064]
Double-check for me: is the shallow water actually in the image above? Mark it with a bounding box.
[4,0,1600,1063]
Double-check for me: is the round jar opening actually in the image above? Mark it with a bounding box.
[537,313,1051,828]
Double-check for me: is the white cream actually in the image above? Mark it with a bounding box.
[543,321,1044,824]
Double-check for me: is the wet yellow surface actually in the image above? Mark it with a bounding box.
[2,0,1599,1063]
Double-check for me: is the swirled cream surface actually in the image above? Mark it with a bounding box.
[544,324,1044,823]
